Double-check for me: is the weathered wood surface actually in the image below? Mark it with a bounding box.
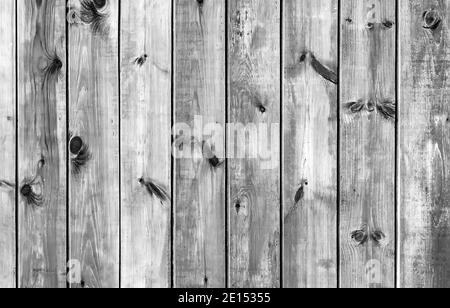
[68,0,120,288]
[340,0,396,288]
[0,0,16,289]
[228,0,281,288]
[283,0,338,288]
[399,0,450,288]
[120,0,172,288]
[174,0,226,288]
[17,0,67,288]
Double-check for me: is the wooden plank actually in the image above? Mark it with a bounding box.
[340,0,396,288]
[174,0,226,288]
[68,0,119,288]
[0,0,16,289]
[17,0,67,288]
[399,0,450,288]
[228,0,281,288]
[120,0,172,288]
[282,0,338,288]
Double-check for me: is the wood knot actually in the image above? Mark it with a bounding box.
[93,0,106,8]
[345,17,353,23]
[371,230,386,246]
[366,22,375,30]
[351,226,368,246]
[382,20,394,29]
[235,201,241,213]
[423,10,442,30]
[134,54,148,67]
[69,136,84,155]
[67,8,80,24]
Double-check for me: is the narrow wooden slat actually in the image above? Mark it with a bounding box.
[282,0,338,288]
[174,0,226,288]
[399,0,450,288]
[17,0,67,288]
[0,0,16,289]
[228,0,281,288]
[120,0,172,288]
[68,0,119,288]
[340,0,396,288]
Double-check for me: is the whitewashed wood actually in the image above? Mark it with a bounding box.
[283,0,338,288]
[399,0,450,288]
[17,0,67,288]
[340,0,396,288]
[228,0,281,288]
[68,0,120,288]
[120,0,172,288]
[0,0,16,289]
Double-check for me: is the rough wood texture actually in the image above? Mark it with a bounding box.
[17,0,67,288]
[0,0,16,289]
[174,0,226,288]
[399,0,450,288]
[120,0,172,288]
[228,0,281,288]
[68,0,119,288]
[340,0,396,288]
[283,0,338,288]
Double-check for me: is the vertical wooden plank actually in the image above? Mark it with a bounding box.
[399,0,450,288]
[174,0,226,288]
[120,0,172,288]
[282,0,338,288]
[228,0,281,288]
[68,0,119,288]
[340,0,396,288]
[0,0,16,289]
[17,0,67,288]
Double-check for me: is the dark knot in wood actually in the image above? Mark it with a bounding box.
[346,99,396,121]
[20,184,32,197]
[371,231,386,246]
[93,0,106,9]
[351,226,369,246]
[382,20,394,29]
[69,136,84,155]
[423,10,442,30]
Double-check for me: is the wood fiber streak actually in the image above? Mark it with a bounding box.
[399,0,450,288]
[120,0,172,288]
[340,0,396,288]
[68,0,119,288]
[283,0,338,288]
[174,0,226,288]
[228,0,281,288]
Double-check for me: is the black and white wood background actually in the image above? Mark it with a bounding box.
[0,0,449,288]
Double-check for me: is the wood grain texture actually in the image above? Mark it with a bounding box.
[68,0,119,288]
[120,0,172,288]
[282,0,338,288]
[340,0,396,288]
[399,0,450,288]
[17,0,67,288]
[0,0,16,289]
[174,0,226,288]
[228,0,281,288]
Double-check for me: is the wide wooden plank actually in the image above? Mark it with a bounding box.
[282,0,338,288]
[68,0,120,288]
[340,0,396,288]
[228,0,281,288]
[17,0,67,288]
[120,0,172,288]
[399,0,450,288]
[174,0,226,288]
[0,0,16,289]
